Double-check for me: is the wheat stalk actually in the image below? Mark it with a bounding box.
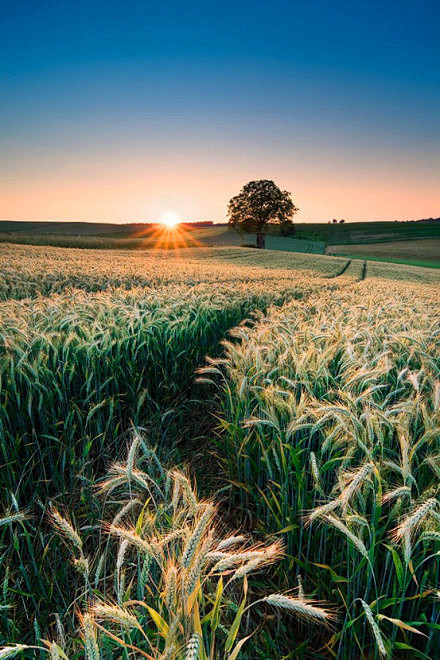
[78,612,100,660]
[262,594,334,625]
[0,512,27,528]
[182,505,214,568]
[107,524,154,555]
[322,515,369,559]
[216,535,246,550]
[91,602,142,631]
[184,633,201,660]
[49,509,83,553]
[391,497,438,541]
[0,647,34,659]
[359,600,387,657]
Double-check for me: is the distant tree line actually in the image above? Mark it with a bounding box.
[397,217,440,223]
[180,221,214,227]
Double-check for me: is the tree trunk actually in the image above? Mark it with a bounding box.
[256,232,266,249]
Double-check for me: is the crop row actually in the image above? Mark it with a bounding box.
[0,278,317,499]
[204,278,440,657]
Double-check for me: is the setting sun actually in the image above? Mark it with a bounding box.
[160,211,180,228]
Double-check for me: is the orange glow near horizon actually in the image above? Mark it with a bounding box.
[160,211,180,228]
[127,219,205,251]
[1,151,439,224]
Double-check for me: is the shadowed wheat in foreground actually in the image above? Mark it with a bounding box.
[0,434,335,659]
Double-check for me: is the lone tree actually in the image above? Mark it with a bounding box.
[227,180,298,249]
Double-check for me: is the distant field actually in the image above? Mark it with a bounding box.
[303,219,440,245]
[2,220,439,267]
[0,225,325,254]
[0,220,130,235]
[2,218,440,245]
[331,238,440,268]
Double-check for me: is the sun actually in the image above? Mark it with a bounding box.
[160,211,180,228]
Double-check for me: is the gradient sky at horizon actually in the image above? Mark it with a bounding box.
[1,0,439,223]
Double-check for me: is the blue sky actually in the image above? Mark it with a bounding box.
[1,0,439,222]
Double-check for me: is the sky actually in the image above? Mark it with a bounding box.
[1,0,439,223]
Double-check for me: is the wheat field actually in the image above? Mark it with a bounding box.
[1,243,439,658]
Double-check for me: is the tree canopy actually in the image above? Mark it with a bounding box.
[227,180,298,248]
